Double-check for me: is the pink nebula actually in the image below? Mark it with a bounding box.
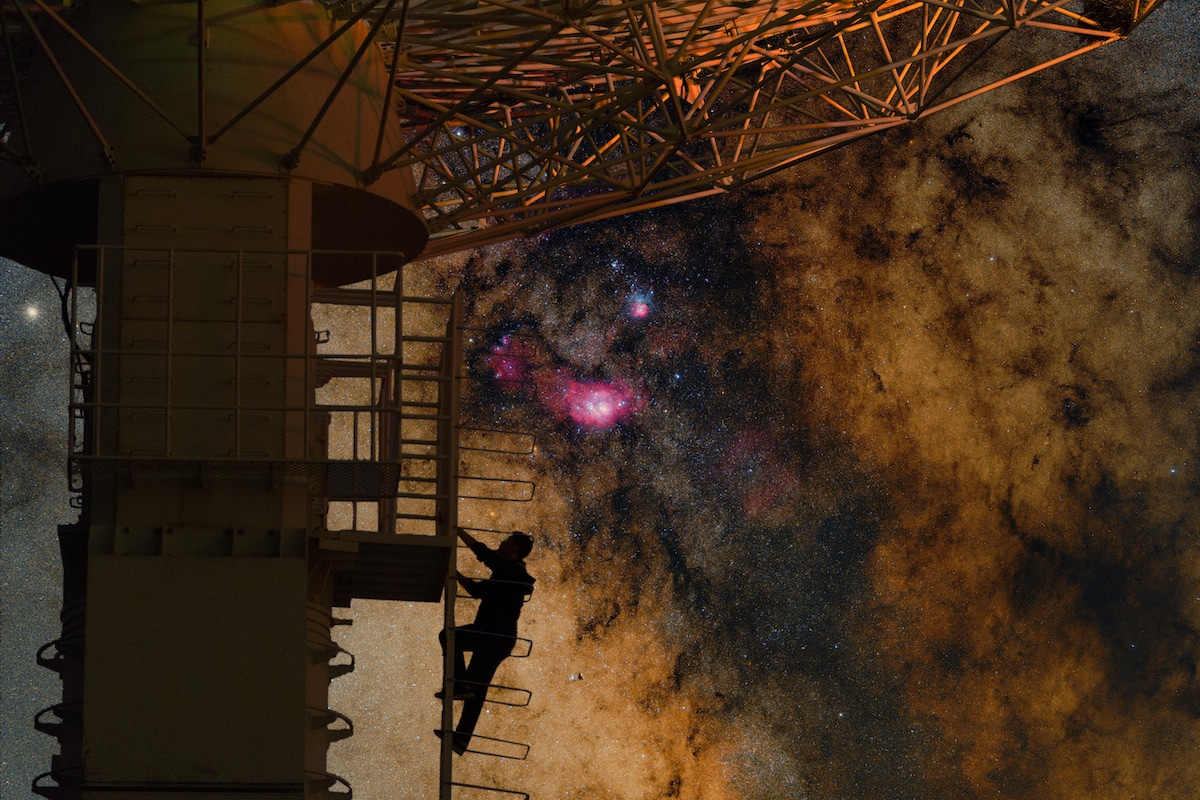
[718,429,800,518]
[625,292,653,320]
[540,369,646,429]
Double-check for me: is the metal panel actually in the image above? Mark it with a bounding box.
[82,557,308,789]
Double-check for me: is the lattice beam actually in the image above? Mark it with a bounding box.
[0,0,1167,260]
[344,0,1162,257]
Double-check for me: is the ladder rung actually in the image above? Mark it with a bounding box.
[401,335,450,343]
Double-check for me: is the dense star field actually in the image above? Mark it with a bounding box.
[329,8,1200,797]
[3,4,1198,798]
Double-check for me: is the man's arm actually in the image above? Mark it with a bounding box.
[457,526,499,568]
[458,575,484,598]
[456,526,479,548]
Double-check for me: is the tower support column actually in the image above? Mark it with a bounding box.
[76,174,333,799]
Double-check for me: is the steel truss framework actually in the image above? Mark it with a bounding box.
[363,0,1163,255]
[0,0,1166,260]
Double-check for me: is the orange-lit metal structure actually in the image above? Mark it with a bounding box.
[361,0,1165,255]
[0,0,1167,262]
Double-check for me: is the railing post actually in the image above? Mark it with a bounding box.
[382,254,404,534]
[438,292,463,799]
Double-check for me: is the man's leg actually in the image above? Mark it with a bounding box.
[437,628,471,696]
[453,643,511,749]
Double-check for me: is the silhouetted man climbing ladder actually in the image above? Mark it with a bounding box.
[439,527,535,754]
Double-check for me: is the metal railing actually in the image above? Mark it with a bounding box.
[65,245,464,538]
[60,244,541,798]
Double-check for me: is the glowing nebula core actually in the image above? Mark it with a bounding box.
[541,369,646,429]
[626,292,653,320]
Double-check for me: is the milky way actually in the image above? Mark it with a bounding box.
[328,8,1200,799]
[3,5,1199,800]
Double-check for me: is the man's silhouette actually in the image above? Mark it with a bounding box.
[438,526,534,754]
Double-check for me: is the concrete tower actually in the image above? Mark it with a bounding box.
[2,3,455,797]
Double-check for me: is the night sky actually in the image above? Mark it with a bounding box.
[4,4,1199,798]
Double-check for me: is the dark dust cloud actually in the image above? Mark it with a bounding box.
[365,8,1200,798]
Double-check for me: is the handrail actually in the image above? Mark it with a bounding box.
[438,295,463,799]
[35,640,59,666]
[66,242,474,536]
[459,426,535,455]
[454,571,535,590]
[329,644,356,678]
[458,475,536,502]
[34,702,83,737]
[36,637,84,670]
[306,706,355,742]
[304,770,352,798]
[32,767,81,800]
[446,625,534,659]
[74,244,422,258]
[455,679,532,708]
[455,526,526,537]
[308,639,356,671]
[434,730,530,760]
[312,287,454,307]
